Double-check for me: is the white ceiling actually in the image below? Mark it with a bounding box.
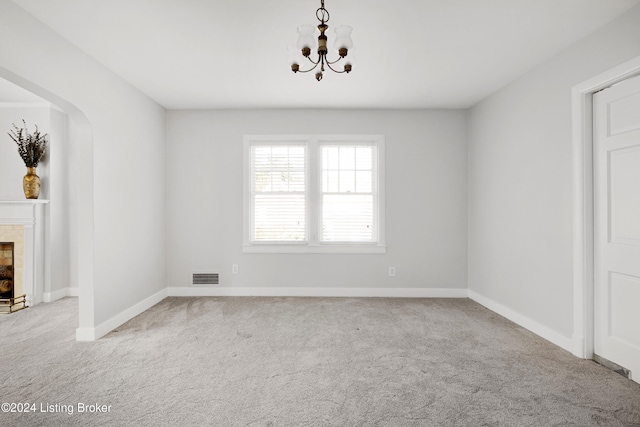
[7,0,640,109]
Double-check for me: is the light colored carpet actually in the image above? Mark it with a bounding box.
[1,296,639,426]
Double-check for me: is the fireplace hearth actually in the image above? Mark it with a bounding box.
[0,242,26,314]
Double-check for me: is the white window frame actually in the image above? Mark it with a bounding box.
[243,134,386,254]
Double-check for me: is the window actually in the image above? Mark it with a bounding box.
[243,135,385,253]
[321,145,374,242]
[251,144,306,242]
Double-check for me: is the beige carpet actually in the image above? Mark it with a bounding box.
[1,296,639,426]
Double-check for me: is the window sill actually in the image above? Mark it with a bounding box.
[242,244,387,254]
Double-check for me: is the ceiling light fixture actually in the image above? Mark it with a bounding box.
[289,0,354,81]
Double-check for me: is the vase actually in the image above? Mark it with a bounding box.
[23,167,41,199]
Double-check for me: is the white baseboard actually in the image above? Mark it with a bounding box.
[75,288,168,341]
[572,335,587,359]
[70,286,576,351]
[167,286,469,298]
[75,327,96,341]
[468,290,574,353]
[43,288,68,303]
[43,286,80,302]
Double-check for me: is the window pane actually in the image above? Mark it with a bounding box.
[289,146,305,167]
[322,194,373,242]
[270,169,304,192]
[252,145,306,192]
[254,194,306,241]
[356,171,372,193]
[339,146,355,169]
[288,168,305,192]
[271,146,288,167]
[323,170,339,192]
[254,170,270,192]
[271,170,288,191]
[355,146,372,169]
[323,146,339,169]
[253,146,271,166]
[339,170,355,193]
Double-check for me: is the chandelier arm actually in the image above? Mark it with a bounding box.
[296,61,321,73]
[326,56,345,66]
[324,60,347,73]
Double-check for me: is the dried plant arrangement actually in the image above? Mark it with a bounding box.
[7,119,48,167]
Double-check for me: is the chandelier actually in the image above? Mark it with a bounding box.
[289,0,354,81]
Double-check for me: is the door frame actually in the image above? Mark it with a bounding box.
[571,55,640,359]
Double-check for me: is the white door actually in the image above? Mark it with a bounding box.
[593,74,640,384]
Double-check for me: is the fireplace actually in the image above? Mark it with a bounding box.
[0,242,14,297]
[0,201,46,311]
[0,241,26,313]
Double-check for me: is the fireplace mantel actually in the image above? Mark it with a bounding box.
[0,200,49,306]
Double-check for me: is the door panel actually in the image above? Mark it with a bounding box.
[609,145,640,244]
[593,74,640,384]
[609,92,640,135]
[609,272,640,348]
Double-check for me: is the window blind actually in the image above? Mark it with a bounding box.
[251,145,306,242]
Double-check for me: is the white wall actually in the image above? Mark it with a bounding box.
[166,109,468,292]
[47,107,71,296]
[468,5,640,340]
[0,0,166,337]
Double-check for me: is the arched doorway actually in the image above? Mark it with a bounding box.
[0,68,95,337]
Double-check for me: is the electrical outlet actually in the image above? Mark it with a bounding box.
[388,267,396,277]
[232,264,239,274]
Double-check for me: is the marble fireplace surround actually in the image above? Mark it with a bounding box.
[0,201,48,306]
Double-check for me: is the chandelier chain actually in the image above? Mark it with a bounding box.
[316,0,330,24]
